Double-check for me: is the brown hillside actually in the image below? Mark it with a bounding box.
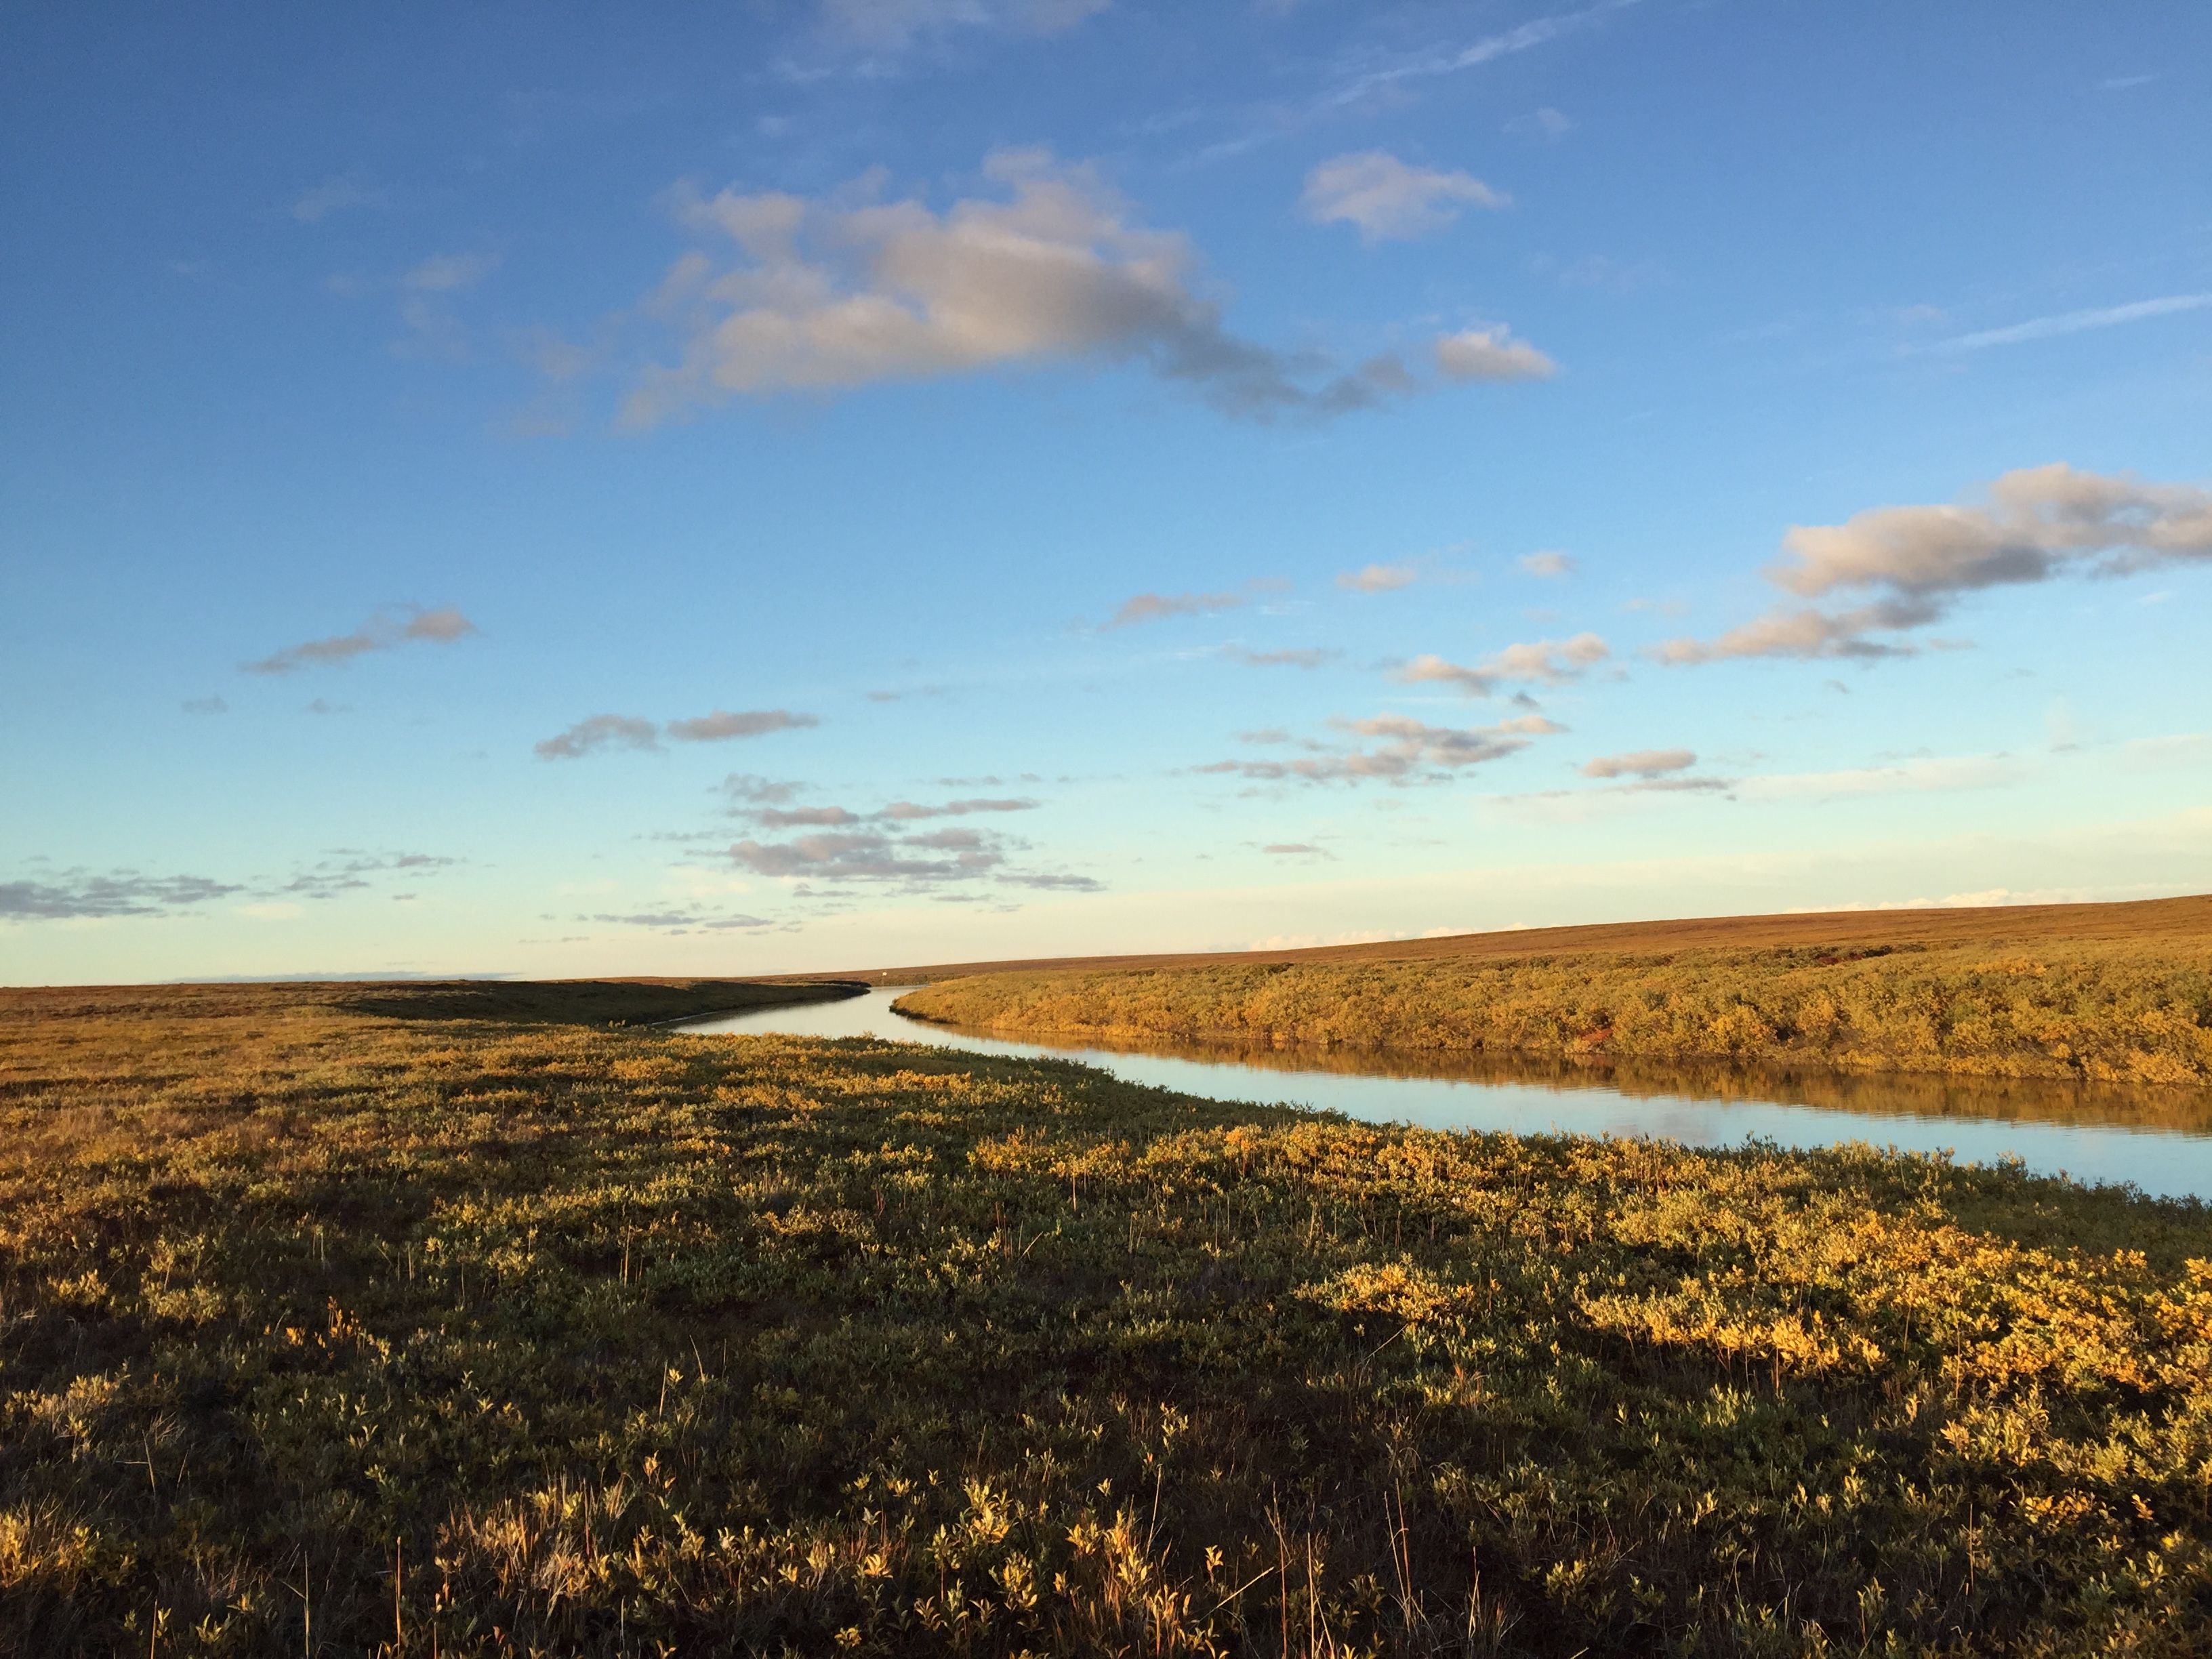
[799,893,2212,985]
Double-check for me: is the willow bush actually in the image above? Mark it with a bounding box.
[897,942,2212,1086]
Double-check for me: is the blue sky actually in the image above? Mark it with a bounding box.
[3,0,2209,982]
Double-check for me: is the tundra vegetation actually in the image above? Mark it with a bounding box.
[5,979,2212,1656]
[894,938,2212,1088]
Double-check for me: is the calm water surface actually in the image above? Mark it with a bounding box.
[679,989,2212,1201]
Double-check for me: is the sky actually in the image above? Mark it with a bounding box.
[3,0,2209,984]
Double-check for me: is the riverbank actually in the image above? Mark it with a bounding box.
[894,935,2212,1087]
[6,981,2212,1654]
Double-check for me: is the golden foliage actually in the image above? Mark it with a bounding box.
[3,981,2212,1654]
[897,938,2212,1086]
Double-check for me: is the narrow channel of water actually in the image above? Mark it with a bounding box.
[677,989,2212,1202]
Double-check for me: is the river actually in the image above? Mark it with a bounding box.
[678,988,2212,1201]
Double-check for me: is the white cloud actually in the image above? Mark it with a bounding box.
[1518,550,1574,577]
[1299,151,1504,243]
[1658,464,2212,663]
[626,150,1421,425]
[1395,632,1608,696]
[1434,327,1556,382]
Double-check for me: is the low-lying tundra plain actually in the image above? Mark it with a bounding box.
[5,979,2212,1655]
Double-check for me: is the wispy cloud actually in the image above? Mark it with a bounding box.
[1517,550,1575,578]
[283,850,457,901]
[1736,756,2022,800]
[1497,750,2021,815]
[1319,0,1640,112]
[721,774,805,806]
[1486,772,1732,817]
[997,871,1104,891]
[1300,152,1504,243]
[1336,562,1418,593]
[1658,463,2212,663]
[1225,646,1338,669]
[584,907,777,933]
[291,173,385,224]
[1530,252,1663,294]
[1582,747,1695,779]
[403,251,501,293]
[729,828,1000,882]
[1107,577,1290,628]
[1198,712,1560,785]
[1166,3,1620,169]
[243,607,476,675]
[1395,632,1609,696]
[665,708,818,742]
[539,708,818,760]
[716,789,1072,895]
[811,0,1109,54]
[1506,106,1574,139]
[535,714,661,760]
[752,804,863,828]
[878,797,1038,819]
[1929,293,2211,354]
[733,794,1036,828]
[1110,588,1248,628]
[2,869,243,922]
[325,253,502,362]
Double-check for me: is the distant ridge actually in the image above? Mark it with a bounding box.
[788,893,2212,986]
